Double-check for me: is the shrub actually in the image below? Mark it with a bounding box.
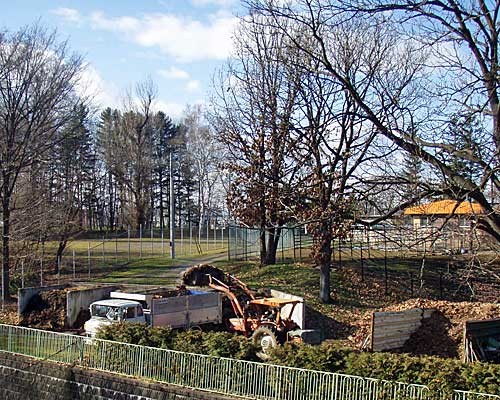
[96,323,257,361]
[96,324,500,395]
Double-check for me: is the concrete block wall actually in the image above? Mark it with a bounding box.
[66,286,118,327]
[18,284,68,315]
[0,352,235,400]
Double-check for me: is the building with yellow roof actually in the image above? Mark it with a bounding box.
[404,200,483,230]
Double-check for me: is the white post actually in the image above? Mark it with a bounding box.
[128,226,131,261]
[170,150,175,259]
[151,225,154,256]
[161,226,164,256]
[206,217,209,251]
[189,220,193,255]
[73,250,76,279]
[88,242,91,279]
[140,224,143,258]
[180,220,184,255]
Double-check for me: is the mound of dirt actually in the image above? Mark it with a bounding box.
[351,298,500,359]
[21,289,68,330]
[183,264,226,286]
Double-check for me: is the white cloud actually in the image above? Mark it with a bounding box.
[90,11,237,62]
[76,64,121,110]
[186,80,201,92]
[51,7,82,23]
[158,66,190,80]
[154,100,185,121]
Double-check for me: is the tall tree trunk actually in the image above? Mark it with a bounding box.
[2,195,10,302]
[264,227,281,265]
[316,221,333,303]
[259,228,267,265]
[136,198,145,231]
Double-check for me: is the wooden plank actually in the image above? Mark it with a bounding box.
[374,308,423,318]
[371,308,427,352]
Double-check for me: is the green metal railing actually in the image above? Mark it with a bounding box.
[0,324,498,400]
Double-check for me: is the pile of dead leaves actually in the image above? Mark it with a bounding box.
[350,298,500,359]
[20,289,68,330]
[0,307,19,325]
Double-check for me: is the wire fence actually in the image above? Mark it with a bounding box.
[228,225,312,262]
[7,224,229,290]
[0,324,498,400]
[228,224,485,263]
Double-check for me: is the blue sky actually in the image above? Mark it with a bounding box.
[3,0,243,120]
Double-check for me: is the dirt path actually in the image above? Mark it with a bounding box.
[164,251,229,284]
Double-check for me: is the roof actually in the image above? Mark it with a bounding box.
[404,200,483,216]
[91,299,141,307]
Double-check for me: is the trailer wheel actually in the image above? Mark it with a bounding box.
[252,326,278,360]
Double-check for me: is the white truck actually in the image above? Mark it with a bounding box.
[84,289,222,337]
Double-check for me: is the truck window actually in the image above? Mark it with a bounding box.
[92,304,110,318]
[137,305,143,317]
[126,307,136,318]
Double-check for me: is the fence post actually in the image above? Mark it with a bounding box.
[140,224,143,258]
[189,221,193,255]
[128,226,131,261]
[88,242,91,279]
[299,227,302,261]
[161,225,165,256]
[180,220,184,255]
[73,250,76,279]
[384,226,388,296]
[206,218,209,251]
[361,241,364,282]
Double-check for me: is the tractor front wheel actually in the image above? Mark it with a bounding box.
[252,325,278,360]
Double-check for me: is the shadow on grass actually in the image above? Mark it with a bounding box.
[305,305,356,340]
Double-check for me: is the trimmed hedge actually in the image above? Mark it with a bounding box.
[96,324,500,395]
[96,323,258,361]
[268,342,500,395]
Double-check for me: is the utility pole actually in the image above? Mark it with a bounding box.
[170,150,175,259]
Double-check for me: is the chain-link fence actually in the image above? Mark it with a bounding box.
[228,225,312,262]
[6,224,229,292]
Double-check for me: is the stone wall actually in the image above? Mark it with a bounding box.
[0,352,234,400]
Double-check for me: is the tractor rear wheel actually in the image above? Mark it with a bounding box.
[252,325,278,360]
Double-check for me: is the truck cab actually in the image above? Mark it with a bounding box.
[84,299,145,337]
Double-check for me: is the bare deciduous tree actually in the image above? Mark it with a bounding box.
[249,0,500,242]
[0,25,85,300]
[211,14,302,265]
